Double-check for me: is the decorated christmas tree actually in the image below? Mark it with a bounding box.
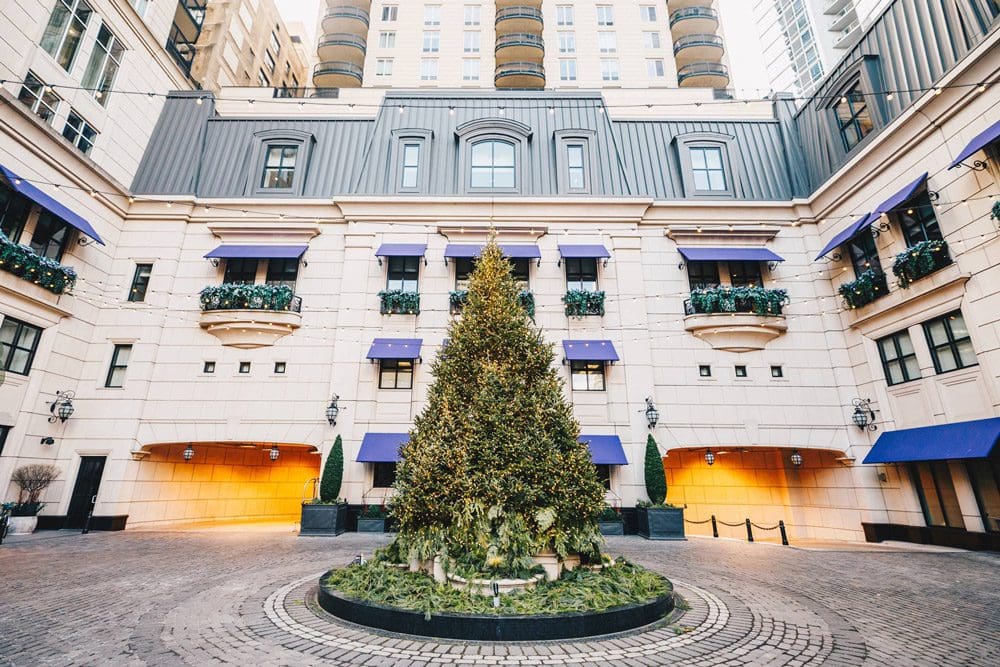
[391,239,606,573]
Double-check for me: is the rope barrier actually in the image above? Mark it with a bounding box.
[682,517,713,525]
[685,515,791,546]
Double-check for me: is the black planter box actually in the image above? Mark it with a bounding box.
[300,503,347,536]
[637,506,685,540]
[357,518,386,533]
[599,520,624,536]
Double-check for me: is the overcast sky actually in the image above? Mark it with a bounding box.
[274,0,770,96]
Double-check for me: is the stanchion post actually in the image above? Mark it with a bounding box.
[711,515,718,538]
[779,520,788,546]
[745,518,754,542]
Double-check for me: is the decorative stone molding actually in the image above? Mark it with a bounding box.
[199,309,302,348]
[205,220,321,246]
[848,264,970,337]
[683,313,788,352]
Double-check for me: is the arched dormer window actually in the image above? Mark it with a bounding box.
[455,117,532,194]
[247,129,315,196]
[674,131,739,198]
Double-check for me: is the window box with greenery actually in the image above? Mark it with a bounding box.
[891,239,951,288]
[598,505,624,535]
[839,268,889,309]
[199,283,298,311]
[198,283,302,348]
[378,289,420,315]
[451,289,535,318]
[0,233,76,295]
[637,436,684,540]
[301,436,347,536]
[687,286,788,316]
[563,289,606,317]
[357,504,388,532]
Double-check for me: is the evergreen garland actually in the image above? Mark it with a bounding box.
[688,286,788,316]
[319,436,344,503]
[199,283,294,311]
[891,239,950,288]
[643,435,667,505]
[379,289,421,314]
[562,290,606,317]
[0,233,77,295]
[838,268,888,309]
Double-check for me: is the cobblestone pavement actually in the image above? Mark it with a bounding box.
[1,530,997,666]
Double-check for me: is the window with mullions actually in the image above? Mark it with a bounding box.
[570,360,605,391]
[265,258,298,289]
[18,72,61,125]
[966,458,1000,533]
[687,261,720,290]
[923,311,978,374]
[128,263,152,302]
[690,147,727,192]
[877,330,921,386]
[387,256,419,292]
[896,191,943,246]
[62,110,98,155]
[373,462,397,488]
[224,258,258,284]
[565,257,598,291]
[81,24,124,106]
[456,256,528,290]
[847,230,882,278]
[40,0,93,72]
[728,261,763,287]
[909,462,964,528]
[261,145,298,189]
[30,212,71,261]
[105,344,132,388]
[0,316,42,376]
[470,141,515,189]
[834,82,874,151]
[0,183,32,243]
[400,143,420,189]
[379,359,413,389]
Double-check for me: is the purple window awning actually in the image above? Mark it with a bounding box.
[444,244,541,259]
[678,247,784,263]
[367,338,423,360]
[563,339,620,362]
[357,432,408,462]
[558,244,611,259]
[862,417,1000,464]
[375,243,427,257]
[0,164,105,245]
[949,118,1000,169]
[204,244,308,259]
[579,435,628,465]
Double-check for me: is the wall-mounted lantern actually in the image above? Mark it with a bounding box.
[851,398,877,431]
[325,394,341,426]
[643,397,660,428]
[704,449,716,466]
[790,449,803,467]
[183,444,195,462]
[48,390,76,423]
[269,445,280,462]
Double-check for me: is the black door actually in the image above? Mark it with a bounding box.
[65,456,106,528]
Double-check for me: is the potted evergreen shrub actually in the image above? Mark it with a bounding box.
[636,436,685,540]
[7,464,59,535]
[597,505,624,535]
[300,436,347,536]
[357,504,387,532]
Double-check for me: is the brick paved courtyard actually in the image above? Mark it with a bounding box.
[1,530,997,666]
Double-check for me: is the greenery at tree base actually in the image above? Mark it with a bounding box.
[643,435,667,506]
[319,436,344,503]
[390,240,606,573]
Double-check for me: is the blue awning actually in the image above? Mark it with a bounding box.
[579,435,628,465]
[563,339,620,362]
[949,118,1000,169]
[558,244,611,259]
[444,244,541,259]
[0,165,105,245]
[204,244,307,259]
[367,338,422,360]
[862,417,1000,464]
[815,212,874,260]
[869,173,928,219]
[678,247,784,262]
[357,433,408,462]
[375,243,427,257]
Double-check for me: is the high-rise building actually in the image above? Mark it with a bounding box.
[313,1,732,91]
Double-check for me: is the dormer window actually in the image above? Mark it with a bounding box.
[261,145,298,189]
[690,147,727,191]
[675,132,738,198]
[248,130,314,196]
[470,140,515,188]
[401,143,420,188]
[455,118,531,194]
[834,81,873,152]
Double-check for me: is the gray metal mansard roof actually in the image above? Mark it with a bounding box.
[131,0,997,202]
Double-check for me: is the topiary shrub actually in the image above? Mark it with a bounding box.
[319,436,344,503]
[643,435,666,506]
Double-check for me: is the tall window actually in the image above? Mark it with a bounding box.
[81,24,124,105]
[566,144,586,190]
[643,32,661,49]
[923,311,977,373]
[566,258,597,291]
[464,5,481,26]
[266,259,298,289]
[128,263,152,302]
[847,230,882,278]
[600,59,620,81]
[595,464,611,490]
[690,147,727,191]
[373,462,397,487]
[558,32,576,53]
[30,213,70,261]
[457,257,527,290]
[598,32,617,53]
[378,31,395,48]
[910,462,964,528]
[834,82,874,151]
[424,5,441,26]
[728,261,763,287]
[571,360,605,391]
[401,143,420,188]
[387,256,419,292]
[62,110,98,155]
[18,73,60,124]
[420,58,438,80]
[877,331,920,385]
[646,59,665,78]
[965,459,1000,533]
[381,5,398,21]
[897,192,943,246]
[379,359,413,389]
[105,344,132,388]
[556,5,574,26]
[376,58,394,76]
[596,5,615,25]
[422,31,440,52]
[0,426,8,457]
[129,0,149,16]
[40,0,93,71]
[264,50,276,75]
[640,5,657,21]
[261,145,298,189]
[560,59,577,81]
[269,31,281,56]
[470,140,515,189]
[224,258,258,284]
[462,59,480,81]
[463,31,480,53]
[0,184,32,243]
[687,261,720,290]
[0,316,42,375]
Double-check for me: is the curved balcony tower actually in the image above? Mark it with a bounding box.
[668,0,730,89]
[313,0,370,88]
[495,1,545,89]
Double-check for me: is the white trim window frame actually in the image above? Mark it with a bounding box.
[40,0,93,72]
[81,23,125,106]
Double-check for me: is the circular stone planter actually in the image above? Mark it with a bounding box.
[317,570,675,641]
